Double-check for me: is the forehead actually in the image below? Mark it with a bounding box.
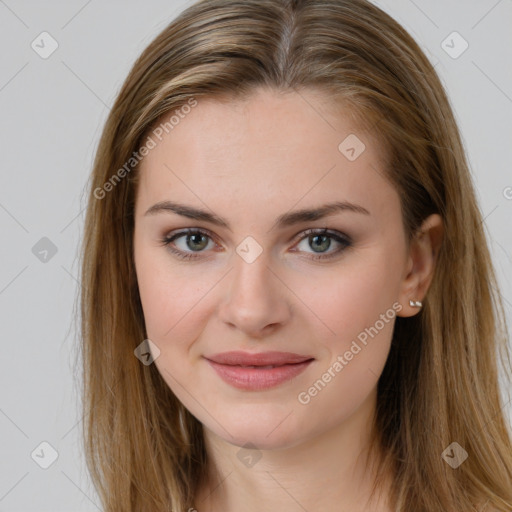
[135,88,395,222]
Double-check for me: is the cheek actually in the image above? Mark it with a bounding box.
[134,246,216,351]
[289,254,402,404]
[290,266,398,425]
[293,255,401,342]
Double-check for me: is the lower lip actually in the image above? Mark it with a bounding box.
[205,359,313,390]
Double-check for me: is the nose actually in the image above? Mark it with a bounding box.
[217,251,292,339]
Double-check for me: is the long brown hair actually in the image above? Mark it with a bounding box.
[78,0,512,510]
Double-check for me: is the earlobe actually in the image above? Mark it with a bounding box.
[396,213,443,317]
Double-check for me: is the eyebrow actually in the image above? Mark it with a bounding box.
[144,200,370,231]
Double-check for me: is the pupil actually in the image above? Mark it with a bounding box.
[185,234,331,253]
[188,234,207,251]
[311,234,330,253]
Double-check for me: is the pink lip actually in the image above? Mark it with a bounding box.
[204,351,314,390]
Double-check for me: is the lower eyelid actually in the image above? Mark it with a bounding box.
[292,234,351,257]
[162,229,351,259]
[162,230,215,255]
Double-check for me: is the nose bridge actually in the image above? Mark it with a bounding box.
[218,242,290,335]
[232,246,272,297]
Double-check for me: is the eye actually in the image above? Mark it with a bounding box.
[160,228,216,260]
[291,228,352,260]
[160,227,352,261]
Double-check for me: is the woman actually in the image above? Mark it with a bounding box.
[79,0,512,510]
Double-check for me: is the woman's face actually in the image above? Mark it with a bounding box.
[133,87,413,450]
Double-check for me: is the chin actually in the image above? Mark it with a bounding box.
[210,425,302,452]
[201,404,308,451]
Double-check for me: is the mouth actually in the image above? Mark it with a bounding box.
[204,351,314,391]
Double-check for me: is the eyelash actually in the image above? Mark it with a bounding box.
[159,228,352,262]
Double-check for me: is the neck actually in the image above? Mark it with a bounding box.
[194,388,393,512]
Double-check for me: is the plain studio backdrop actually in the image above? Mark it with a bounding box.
[0,0,511,510]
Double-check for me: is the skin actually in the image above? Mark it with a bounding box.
[133,86,443,512]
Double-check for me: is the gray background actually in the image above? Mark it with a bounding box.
[0,0,511,510]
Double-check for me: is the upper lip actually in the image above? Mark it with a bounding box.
[205,351,314,366]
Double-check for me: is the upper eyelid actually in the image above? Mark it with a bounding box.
[166,227,218,243]
[165,227,351,247]
[163,228,351,263]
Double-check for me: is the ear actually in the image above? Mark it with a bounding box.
[396,213,444,317]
